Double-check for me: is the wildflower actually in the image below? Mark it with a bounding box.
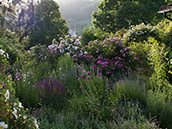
[34,118,39,129]
[81,75,85,78]
[18,102,23,108]
[87,71,90,75]
[86,77,89,80]
[79,86,82,89]
[106,72,110,75]
[0,49,5,55]
[78,78,81,81]
[0,122,8,129]
[12,108,18,119]
[0,85,3,88]
[5,89,10,101]
[23,115,27,119]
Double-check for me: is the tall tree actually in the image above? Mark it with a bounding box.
[92,0,170,33]
[28,0,68,47]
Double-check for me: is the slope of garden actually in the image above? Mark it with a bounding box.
[1,0,172,129]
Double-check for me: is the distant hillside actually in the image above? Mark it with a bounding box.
[55,0,101,35]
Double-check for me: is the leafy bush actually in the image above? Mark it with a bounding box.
[129,41,152,76]
[114,76,148,104]
[68,95,116,121]
[57,54,80,96]
[115,99,159,129]
[146,89,172,129]
[0,84,39,129]
[81,27,97,46]
[148,38,171,89]
[123,23,160,45]
[156,19,172,47]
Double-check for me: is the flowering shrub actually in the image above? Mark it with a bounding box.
[83,37,137,77]
[0,49,9,71]
[0,84,39,129]
[123,23,160,45]
[36,77,66,106]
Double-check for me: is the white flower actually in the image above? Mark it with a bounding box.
[34,118,39,129]
[23,115,27,119]
[0,122,8,129]
[4,89,10,101]
[0,49,5,55]
[18,102,23,108]
[12,108,18,119]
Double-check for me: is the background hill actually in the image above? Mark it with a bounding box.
[55,0,101,35]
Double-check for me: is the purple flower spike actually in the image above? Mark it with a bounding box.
[86,77,89,80]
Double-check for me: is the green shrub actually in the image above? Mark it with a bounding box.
[148,38,171,89]
[81,27,97,46]
[129,41,152,76]
[57,54,80,96]
[114,99,159,129]
[0,83,39,129]
[114,77,148,104]
[156,19,172,47]
[68,95,116,121]
[146,89,172,128]
[123,23,160,45]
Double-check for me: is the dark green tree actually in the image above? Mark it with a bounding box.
[28,0,68,47]
[92,0,170,33]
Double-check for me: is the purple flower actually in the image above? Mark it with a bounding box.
[79,86,82,89]
[86,77,89,80]
[112,67,115,70]
[94,65,97,68]
[106,72,110,75]
[87,71,90,75]
[78,78,81,81]
[81,75,85,78]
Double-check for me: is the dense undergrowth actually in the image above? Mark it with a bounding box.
[1,20,172,129]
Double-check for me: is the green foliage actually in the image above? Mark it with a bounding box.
[156,19,172,47]
[28,0,68,48]
[123,23,160,45]
[129,42,152,75]
[92,0,169,33]
[148,38,171,89]
[57,54,80,96]
[115,99,159,129]
[0,83,39,129]
[146,89,172,129]
[81,27,97,46]
[114,77,148,105]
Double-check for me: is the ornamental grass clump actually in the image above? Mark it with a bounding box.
[36,77,66,107]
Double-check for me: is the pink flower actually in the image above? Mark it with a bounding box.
[106,72,110,75]
[106,59,110,61]
[112,67,115,70]
[94,65,97,68]
[97,60,103,64]
[74,58,78,61]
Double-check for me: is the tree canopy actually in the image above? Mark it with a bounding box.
[28,0,68,47]
[92,0,170,33]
